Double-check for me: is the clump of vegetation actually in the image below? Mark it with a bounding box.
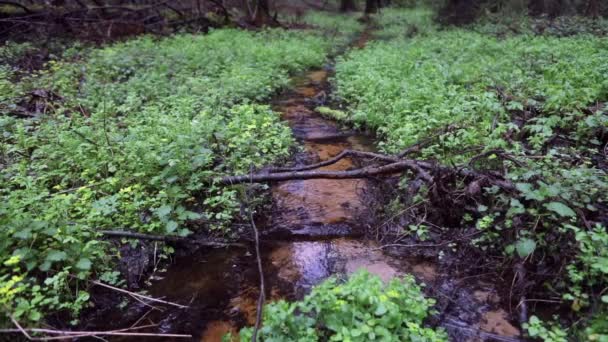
[374,7,437,39]
[0,26,349,326]
[334,7,608,340]
[304,11,364,43]
[238,270,447,341]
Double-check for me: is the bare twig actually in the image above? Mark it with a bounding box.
[373,242,449,250]
[268,149,397,173]
[9,314,32,340]
[1,323,191,341]
[84,278,188,309]
[247,168,265,342]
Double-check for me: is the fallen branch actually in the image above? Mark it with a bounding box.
[248,200,265,342]
[99,230,246,248]
[220,159,432,185]
[1,323,191,341]
[220,156,516,192]
[267,149,397,173]
[373,242,449,250]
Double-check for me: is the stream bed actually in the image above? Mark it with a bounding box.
[93,68,523,342]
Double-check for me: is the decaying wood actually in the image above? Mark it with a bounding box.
[99,230,247,248]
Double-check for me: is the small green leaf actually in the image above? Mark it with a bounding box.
[374,304,387,316]
[156,205,172,218]
[166,220,178,233]
[516,238,536,258]
[46,250,68,262]
[544,202,576,217]
[76,258,92,270]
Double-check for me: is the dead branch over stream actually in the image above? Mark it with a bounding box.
[219,147,516,191]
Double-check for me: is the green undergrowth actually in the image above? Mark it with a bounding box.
[238,270,447,341]
[0,25,353,326]
[303,11,364,44]
[474,13,608,37]
[374,7,437,39]
[334,7,608,340]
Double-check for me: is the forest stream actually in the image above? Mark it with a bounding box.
[3,2,608,341]
[89,63,524,342]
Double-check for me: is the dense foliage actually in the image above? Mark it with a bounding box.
[238,270,447,341]
[0,19,361,326]
[334,7,607,340]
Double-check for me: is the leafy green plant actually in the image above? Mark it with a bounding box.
[524,316,568,342]
[238,270,447,341]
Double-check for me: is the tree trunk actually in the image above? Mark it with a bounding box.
[340,0,356,12]
[252,0,278,26]
[585,0,599,17]
[528,0,545,16]
[364,0,378,14]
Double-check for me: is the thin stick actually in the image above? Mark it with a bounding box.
[22,324,159,341]
[0,330,191,340]
[9,314,32,340]
[87,279,188,309]
[1,323,191,340]
[373,242,449,250]
[248,170,265,342]
[268,149,397,173]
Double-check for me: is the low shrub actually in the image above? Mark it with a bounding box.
[238,270,447,341]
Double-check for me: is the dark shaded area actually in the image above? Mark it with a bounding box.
[438,0,607,25]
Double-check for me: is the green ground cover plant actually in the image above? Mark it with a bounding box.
[303,11,364,44]
[374,7,437,39]
[0,23,358,326]
[334,7,608,340]
[238,270,447,341]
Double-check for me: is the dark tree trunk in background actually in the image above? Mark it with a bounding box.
[365,0,378,14]
[547,0,564,17]
[378,0,390,8]
[528,0,545,16]
[585,0,600,17]
[252,0,278,26]
[439,0,476,25]
[340,0,357,12]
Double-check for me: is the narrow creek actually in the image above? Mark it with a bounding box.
[94,63,523,342]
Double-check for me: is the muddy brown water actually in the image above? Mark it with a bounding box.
[94,69,523,341]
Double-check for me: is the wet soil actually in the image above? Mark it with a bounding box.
[90,65,523,342]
